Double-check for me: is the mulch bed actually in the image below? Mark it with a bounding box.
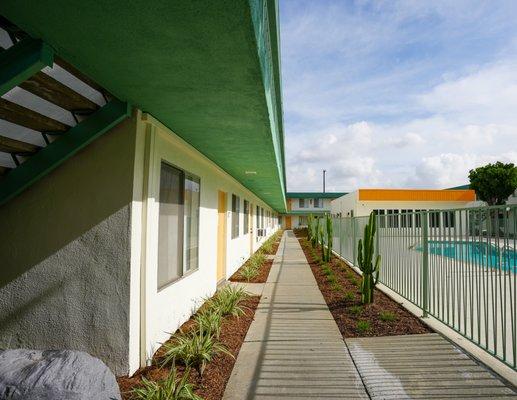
[229,259,273,283]
[229,232,282,283]
[295,232,431,338]
[117,296,260,400]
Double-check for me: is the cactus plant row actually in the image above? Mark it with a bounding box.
[357,211,381,304]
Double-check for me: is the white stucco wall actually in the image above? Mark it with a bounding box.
[129,115,280,373]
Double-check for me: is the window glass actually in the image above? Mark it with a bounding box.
[299,198,305,208]
[184,174,200,273]
[243,200,249,233]
[401,209,413,228]
[231,194,240,238]
[373,209,386,228]
[314,198,320,208]
[430,211,441,228]
[158,163,184,288]
[444,211,455,228]
[387,209,399,228]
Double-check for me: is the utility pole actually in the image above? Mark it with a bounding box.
[323,169,326,193]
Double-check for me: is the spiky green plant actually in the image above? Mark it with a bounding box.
[343,291,354,302]
[324,214,333,262]
[161,327,233,376]
[356,320,371,333]
[357,211,381,304]
[379,310,396,322]
[349,305,362,315]
[194,308,223,338]
[206,285,249,317]
[239,263,259,282]
[130,367,202,400]
[319,222,325,259]
[307,214,314,241]
[311,217,319,248]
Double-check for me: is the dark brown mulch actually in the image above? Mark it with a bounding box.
[117,296,260,400]
[229,231,283,283]
[229,259,273,283]
[294,232,431,338]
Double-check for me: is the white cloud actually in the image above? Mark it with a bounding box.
[281,1,517,191]
[407,152,517,188]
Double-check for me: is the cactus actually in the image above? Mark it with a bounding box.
[307,214,314,241]
[319,221,325,259]
[325,214,333,262]
[311,217,319,248]
[357,211,381,304]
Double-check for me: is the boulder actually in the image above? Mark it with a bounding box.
[0,349,121,400]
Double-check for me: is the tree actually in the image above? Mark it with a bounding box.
[468,162,517,206]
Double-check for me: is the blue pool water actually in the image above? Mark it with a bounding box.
[421,241,517,272]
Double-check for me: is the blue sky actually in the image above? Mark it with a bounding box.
[279,0,517,192]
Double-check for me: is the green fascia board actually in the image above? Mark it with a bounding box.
[0,37,53,95]
[1,1,287,212]
[0,99,131,206]
[285,210,328,215]
[286,192,347,199]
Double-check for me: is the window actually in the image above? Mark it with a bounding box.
[401,209,413,228]
[243,200,249,233]
[231,194,240,238]
[444,211,455,228]
[299,216,307,226]
[299,198,305,208]
[430,211,440,228]
[373,209,386,228]
[256,205,260,228]
[157,162,200,289]
[387,209,399,228]
[414,210,424,228]
[314,198,321,208]
[260,207,264,229]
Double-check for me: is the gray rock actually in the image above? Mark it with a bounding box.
[0,349,122,400]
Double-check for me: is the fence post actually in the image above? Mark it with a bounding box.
[422,211,429,318]
[339,217,343,257]
[352,218,357,267]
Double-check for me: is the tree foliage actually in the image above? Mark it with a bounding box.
[468,162,517,206]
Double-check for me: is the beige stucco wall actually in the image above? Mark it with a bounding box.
[0,112,138,375]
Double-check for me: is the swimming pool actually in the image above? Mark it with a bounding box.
[420,240,517,272]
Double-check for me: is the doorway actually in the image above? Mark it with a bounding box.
[217,190,227,282]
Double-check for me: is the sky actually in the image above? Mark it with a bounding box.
[279,0,517,192]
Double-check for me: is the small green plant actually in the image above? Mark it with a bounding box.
[130,367,202,400]
[345,271,355,280]
[161,327,233,376]
[348,305,362,315]
[327,275,337,285]
[343,291,354,302]
[240,263,259,282]
[307,214,314,241]
[379,310,397,322]
[194,308,223,338]
[330,282,342,292]
[207,285,249,317]
[261,240,274,254]
[356,320,371,333]
[349,277,359,287]
[357,211,381,304]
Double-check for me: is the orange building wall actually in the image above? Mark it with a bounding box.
[358,189,476,202]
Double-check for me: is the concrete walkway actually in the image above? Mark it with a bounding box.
[223,231,517,400]
[223,231,368,399]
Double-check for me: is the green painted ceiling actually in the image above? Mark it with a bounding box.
[0,0,286,211]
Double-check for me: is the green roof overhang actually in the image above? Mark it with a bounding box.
[286,192,347,199]
[0,0,286,211]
